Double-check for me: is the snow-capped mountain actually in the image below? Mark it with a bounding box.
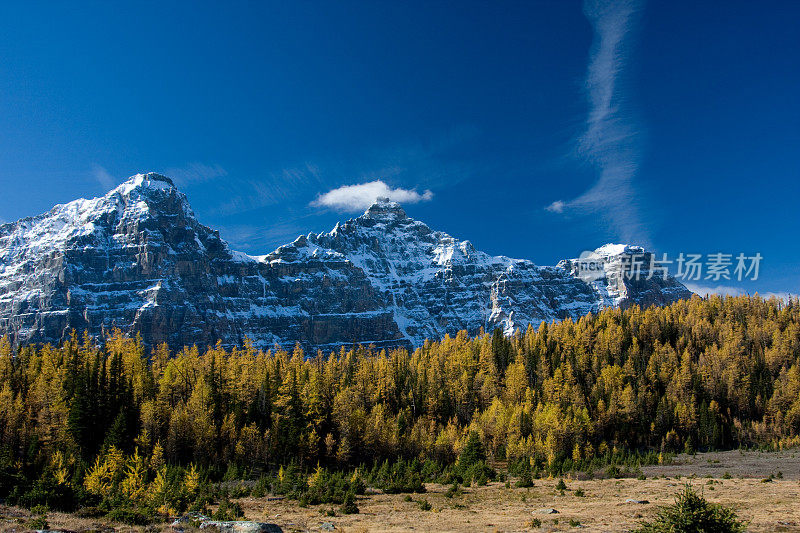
[0,173,691,349]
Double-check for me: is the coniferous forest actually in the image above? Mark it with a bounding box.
[1,295,799,522]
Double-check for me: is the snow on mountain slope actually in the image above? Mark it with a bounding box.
[0,175,692,349]
[268,199,599,345]
[557,243,692,310]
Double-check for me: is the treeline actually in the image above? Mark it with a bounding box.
[1,295,799,510]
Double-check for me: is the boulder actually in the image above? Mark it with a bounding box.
[198,521,283,533]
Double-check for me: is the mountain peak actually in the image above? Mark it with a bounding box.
[361,197,408,222]
[590,243,646,257]
[111,172,176,197]
[0,174,692,350]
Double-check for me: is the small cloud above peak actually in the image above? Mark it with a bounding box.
[311,180,433,212]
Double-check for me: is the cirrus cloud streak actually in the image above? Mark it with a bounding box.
[546,0,645,242]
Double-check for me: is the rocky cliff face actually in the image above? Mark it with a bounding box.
[0,173,692,350]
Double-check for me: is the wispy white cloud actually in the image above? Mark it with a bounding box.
[311,181,433,212]
[211,164,324,216]
[92,165,116,190]
[164,162,227,186]
[545,200,565,214]
[546,0,645,242]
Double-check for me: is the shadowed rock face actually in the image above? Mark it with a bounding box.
[0,174,691,350]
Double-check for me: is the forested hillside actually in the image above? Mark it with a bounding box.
[1,295,799,517]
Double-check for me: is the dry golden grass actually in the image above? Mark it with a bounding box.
[237,475,800,532]
[3,448,800,532]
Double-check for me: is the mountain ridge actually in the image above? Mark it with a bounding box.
[0,173,692,349]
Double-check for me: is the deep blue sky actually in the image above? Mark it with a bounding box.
[0,1,797,295]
